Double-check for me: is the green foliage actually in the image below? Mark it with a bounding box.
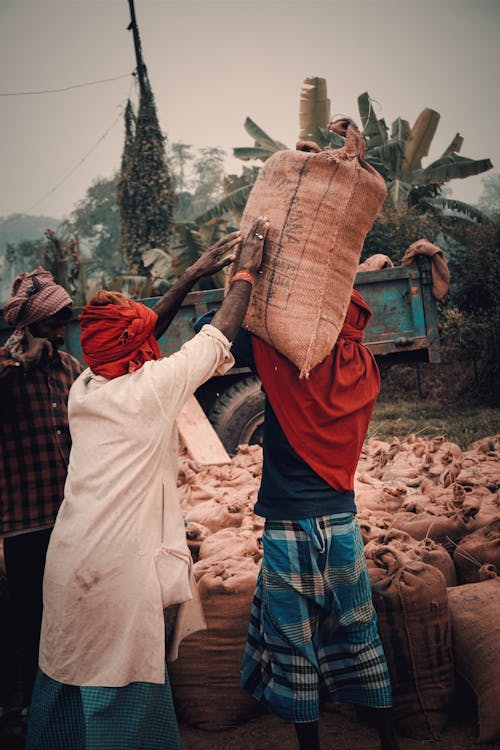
[362,207,442,263]
[477,171,500,217]
[0,213,60,302]
[3,229,84,304]
[60,175,123,281]
[446,220,499,312]
[5,238,46,277]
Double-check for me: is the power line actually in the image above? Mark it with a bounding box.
[0,73,132,97]
[24,103,127,214]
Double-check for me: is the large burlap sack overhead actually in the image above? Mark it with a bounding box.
[240,124,387,377]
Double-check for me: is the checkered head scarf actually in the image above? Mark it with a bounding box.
[3,267,72,328]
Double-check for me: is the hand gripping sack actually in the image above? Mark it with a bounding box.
[241,125,387,377]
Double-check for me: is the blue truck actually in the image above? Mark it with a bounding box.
[0,256,440,454]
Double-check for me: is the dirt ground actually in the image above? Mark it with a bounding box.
[1,688,498,750]
[179,690,499,750]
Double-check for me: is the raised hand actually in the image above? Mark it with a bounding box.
[190,231,242,280]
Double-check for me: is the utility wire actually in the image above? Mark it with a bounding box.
[0,73,132,97]
[24,103,127,214]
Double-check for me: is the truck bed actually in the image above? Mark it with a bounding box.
[1,257,440,365]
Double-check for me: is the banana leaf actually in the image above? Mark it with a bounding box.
[243,117,288,151]
[410,155,493,186]
[401,108,440,181]
[141,247,175,281]
[441,133,464,157]
[194,183,254,225]
[357,92,388,147]
[390,117,411,146]
[386,179,411,211]
[233,146,276,162]
[224,167,260,194]
[423,197,490,223]
[170,222,205,278]
[298,76,330,142]
[367,141,405,181]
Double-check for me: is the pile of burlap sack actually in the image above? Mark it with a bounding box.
[169,436,500,744]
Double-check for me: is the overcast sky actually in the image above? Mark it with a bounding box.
[0,0,498,221]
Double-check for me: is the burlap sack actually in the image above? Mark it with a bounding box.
[369,548,454,739]
[447,578,500,743]
[453,517,500,584]
[240,125,387,377]
[168,556,260,730]
[416,538,457,587]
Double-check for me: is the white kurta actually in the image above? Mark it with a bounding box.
[39,325,234,687]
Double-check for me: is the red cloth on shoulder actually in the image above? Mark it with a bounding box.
[251,289,380,491]
[79,299,161,379]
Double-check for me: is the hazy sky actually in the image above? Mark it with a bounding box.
[0,0,498,220]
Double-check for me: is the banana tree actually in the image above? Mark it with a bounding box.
[165,77,493,283]
[357,92,493,217]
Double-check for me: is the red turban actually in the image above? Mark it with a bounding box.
[79,298,161,379]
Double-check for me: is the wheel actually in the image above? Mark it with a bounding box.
[208,376,265,455]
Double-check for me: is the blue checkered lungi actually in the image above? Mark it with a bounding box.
[241,513,392,723]
[26,666,183,750]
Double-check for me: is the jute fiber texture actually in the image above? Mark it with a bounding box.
[368,550,454,740]
[240,125,387,377]
[447,578,500,743]
[168,557,259,731]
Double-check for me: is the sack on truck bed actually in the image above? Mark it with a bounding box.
[240,124,387,378]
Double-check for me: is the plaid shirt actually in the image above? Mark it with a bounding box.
[0,346,82,535]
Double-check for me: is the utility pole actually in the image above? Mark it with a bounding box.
[127,0,148,95]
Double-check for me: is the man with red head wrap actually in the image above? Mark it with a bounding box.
[27,218,269,750]
[0,267,82,716]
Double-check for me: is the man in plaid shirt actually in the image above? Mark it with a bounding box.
[0,267,82,709]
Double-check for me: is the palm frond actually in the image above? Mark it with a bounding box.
[298,76,331,142]
[141,247,175,280]
[194,183,255,225]
[411,155,493,186]
[243,117,288,151]
[423,197,490,223]
[357,92,388,147]
[233,146,276,162]
[441,133,464,157]
[401,108,440,180]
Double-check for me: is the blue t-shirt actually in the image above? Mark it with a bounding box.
[194,313,355,520]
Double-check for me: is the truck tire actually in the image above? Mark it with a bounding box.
[208,376,265,456]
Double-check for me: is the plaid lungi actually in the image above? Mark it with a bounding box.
[26,666,183,750]
[241,513,392,723]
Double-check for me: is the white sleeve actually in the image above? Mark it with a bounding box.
[147,324,234,413]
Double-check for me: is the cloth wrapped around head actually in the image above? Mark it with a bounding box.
[79,291,161,379]
[3,266,72,328]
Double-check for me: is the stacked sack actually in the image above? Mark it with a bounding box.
[170,435,500,742]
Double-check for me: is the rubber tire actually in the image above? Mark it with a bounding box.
[208,376,265,456]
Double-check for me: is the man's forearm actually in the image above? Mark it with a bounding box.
[210,279,254,342]
[152,267,198,339]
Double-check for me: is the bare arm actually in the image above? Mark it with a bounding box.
[152,231,241,340]
[211,217,269,341]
